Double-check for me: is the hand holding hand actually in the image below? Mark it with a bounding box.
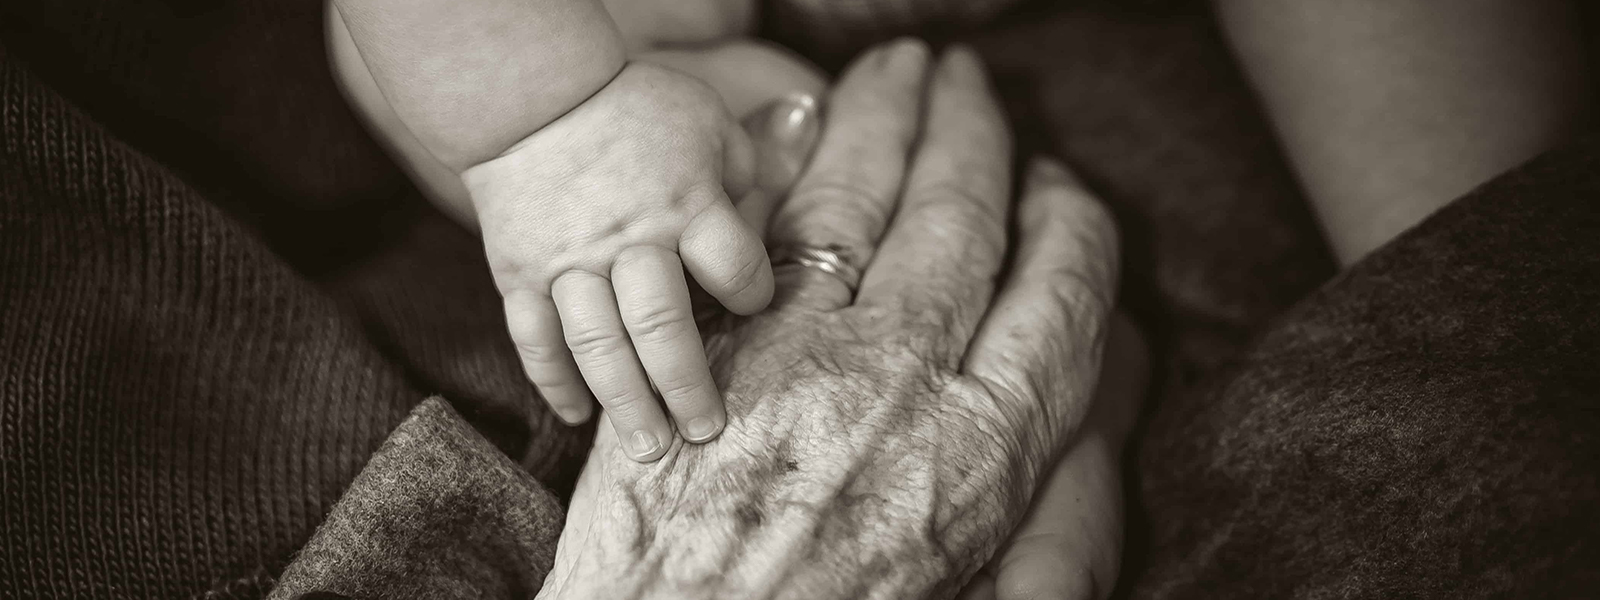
[538,42,1123,599]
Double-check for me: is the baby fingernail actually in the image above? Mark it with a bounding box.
[630,430,661,457]
[684,416,721,442]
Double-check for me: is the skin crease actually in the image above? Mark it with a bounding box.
[537,45,1133,599]
[332,0,629,171]
[330,7,1141,596]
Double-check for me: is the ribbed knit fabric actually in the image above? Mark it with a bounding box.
[0,42,417,597]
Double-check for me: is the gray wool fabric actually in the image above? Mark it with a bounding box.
[269,399,565,600]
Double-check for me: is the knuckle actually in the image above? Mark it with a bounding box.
[1040,268,1113,334]
[790,175,885,212]
[923,183,1007,239]
[489,255,535,284]
[654,373,709,400]
[913,177,1005,226]
[597,390,653,419]
[624,302,694,341]
[564,325,630,360]
[677,180,724,214]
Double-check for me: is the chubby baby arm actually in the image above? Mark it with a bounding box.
[464,63,769,462]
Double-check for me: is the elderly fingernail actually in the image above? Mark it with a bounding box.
[1030,156,1066,181]
[1029,156,1083,187]
[630,430,662,458]
[880,37,930,70]
[684,416,722,442]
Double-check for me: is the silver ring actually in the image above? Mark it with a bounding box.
[769,244,863,292]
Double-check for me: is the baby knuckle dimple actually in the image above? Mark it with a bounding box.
[674,181,724,214]
[488,254,535,284]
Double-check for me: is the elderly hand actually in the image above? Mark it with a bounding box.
[536,40,1123,599]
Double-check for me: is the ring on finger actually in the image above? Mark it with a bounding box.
[769,244,864,293]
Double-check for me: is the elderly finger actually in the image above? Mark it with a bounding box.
[765,37,931,308]
[962,157,1120,451]
[503,289,594,424]
[613,246,725,443]
[858,46,1013,349]
[552,271,673,462]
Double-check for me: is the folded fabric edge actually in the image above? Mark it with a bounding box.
[268,397,567,600]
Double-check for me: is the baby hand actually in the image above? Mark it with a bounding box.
[463,62,765,462]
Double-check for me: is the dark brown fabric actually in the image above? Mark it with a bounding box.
[1132,139,1600,599]
[1,41,409,597]
[765,0,1027,67]
[2,0,1595,597]
[0,1,590,596]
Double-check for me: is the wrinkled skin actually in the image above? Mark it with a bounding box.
[537,44,1126,600]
